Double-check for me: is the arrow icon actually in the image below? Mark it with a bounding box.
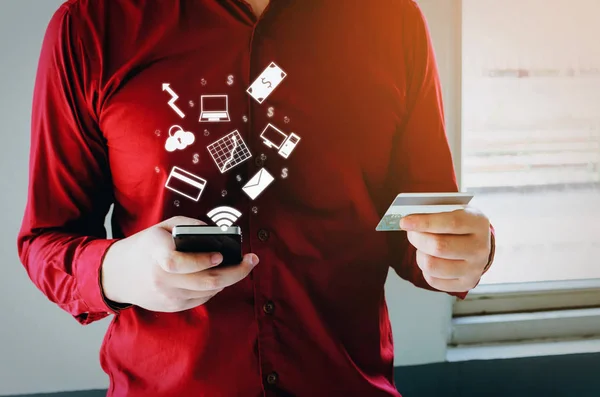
[162,83,185,119]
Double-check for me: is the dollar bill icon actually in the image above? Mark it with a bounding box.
[247,62,287,104]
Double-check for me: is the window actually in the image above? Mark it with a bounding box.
[461,0,600,285]
[448,0,600,360]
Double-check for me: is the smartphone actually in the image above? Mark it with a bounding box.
[172,225,243,266]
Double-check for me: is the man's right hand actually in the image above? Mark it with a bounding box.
[100,216,259,313]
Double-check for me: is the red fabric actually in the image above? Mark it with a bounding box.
[18,1,475,395]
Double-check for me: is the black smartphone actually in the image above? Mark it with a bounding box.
[172,225,243,266]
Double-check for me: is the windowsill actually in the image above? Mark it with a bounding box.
[450,307,600,345]
[454,279,600,316]
[470,278,600,296]
[447,337,600,362]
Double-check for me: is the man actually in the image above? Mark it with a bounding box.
[18,0,495,396]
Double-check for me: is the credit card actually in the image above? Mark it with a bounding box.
[376,192,473,231]
[247,62,287,104]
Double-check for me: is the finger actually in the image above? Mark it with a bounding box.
[422,272,478,293]
[407,231,476,260]
[157,216,206,232]
[400,210,475,234]
[156,250,224,274]
[416,250,467,279]
[167,253,259,291]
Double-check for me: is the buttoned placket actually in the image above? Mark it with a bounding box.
[243,1,281,393]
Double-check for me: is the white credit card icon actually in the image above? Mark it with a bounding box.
[165,166,207,201]
[247,62,287,104]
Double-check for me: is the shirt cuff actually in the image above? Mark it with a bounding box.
[74,238,126,316]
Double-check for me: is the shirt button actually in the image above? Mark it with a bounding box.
[266,372,278,385]
[255,156,265,167]
[257,229,270,242]
[263,301,275,314]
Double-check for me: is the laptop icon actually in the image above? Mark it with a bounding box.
[199,94,231,122]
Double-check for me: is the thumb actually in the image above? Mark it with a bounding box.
[158,216,206,232]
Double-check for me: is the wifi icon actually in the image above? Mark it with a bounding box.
[207,206,242,231]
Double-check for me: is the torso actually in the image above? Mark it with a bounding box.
[67,0,424,395]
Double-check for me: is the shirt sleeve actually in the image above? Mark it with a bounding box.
[17,4,119,324]
[386,1,468,299]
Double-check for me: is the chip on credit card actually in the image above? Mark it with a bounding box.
[376,192,474,231]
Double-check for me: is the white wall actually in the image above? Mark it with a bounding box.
[0,2,113,395]
[0,0,458,394]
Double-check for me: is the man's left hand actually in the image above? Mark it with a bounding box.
[399,207,492,293]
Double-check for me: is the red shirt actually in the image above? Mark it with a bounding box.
[18,1,471,396]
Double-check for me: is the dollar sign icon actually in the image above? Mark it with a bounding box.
[189,101,194,107]
[236,175,242,182]
[227,75,234,86]
[193,154,199,164]
[267,107,274,118]
[261,77,273,89]
[281,168,288,179]
[242,115,248,123]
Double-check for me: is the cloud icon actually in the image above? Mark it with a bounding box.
[165,125,195,152]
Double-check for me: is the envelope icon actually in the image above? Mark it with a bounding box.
[242,168,275,200]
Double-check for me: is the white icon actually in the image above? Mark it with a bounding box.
[193,153,199,164]
[162,83,185,118]
[281,168,288,178]
[207,130,252,173]
[165,125,195,152]
[165,166,207,202]
[267,107,274,118]
[199,94,230,122]
[227,75,234,86]
[260,123,301,159]
[242,168,275,200]
[247,62,287,104]
[207,206,242,231]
